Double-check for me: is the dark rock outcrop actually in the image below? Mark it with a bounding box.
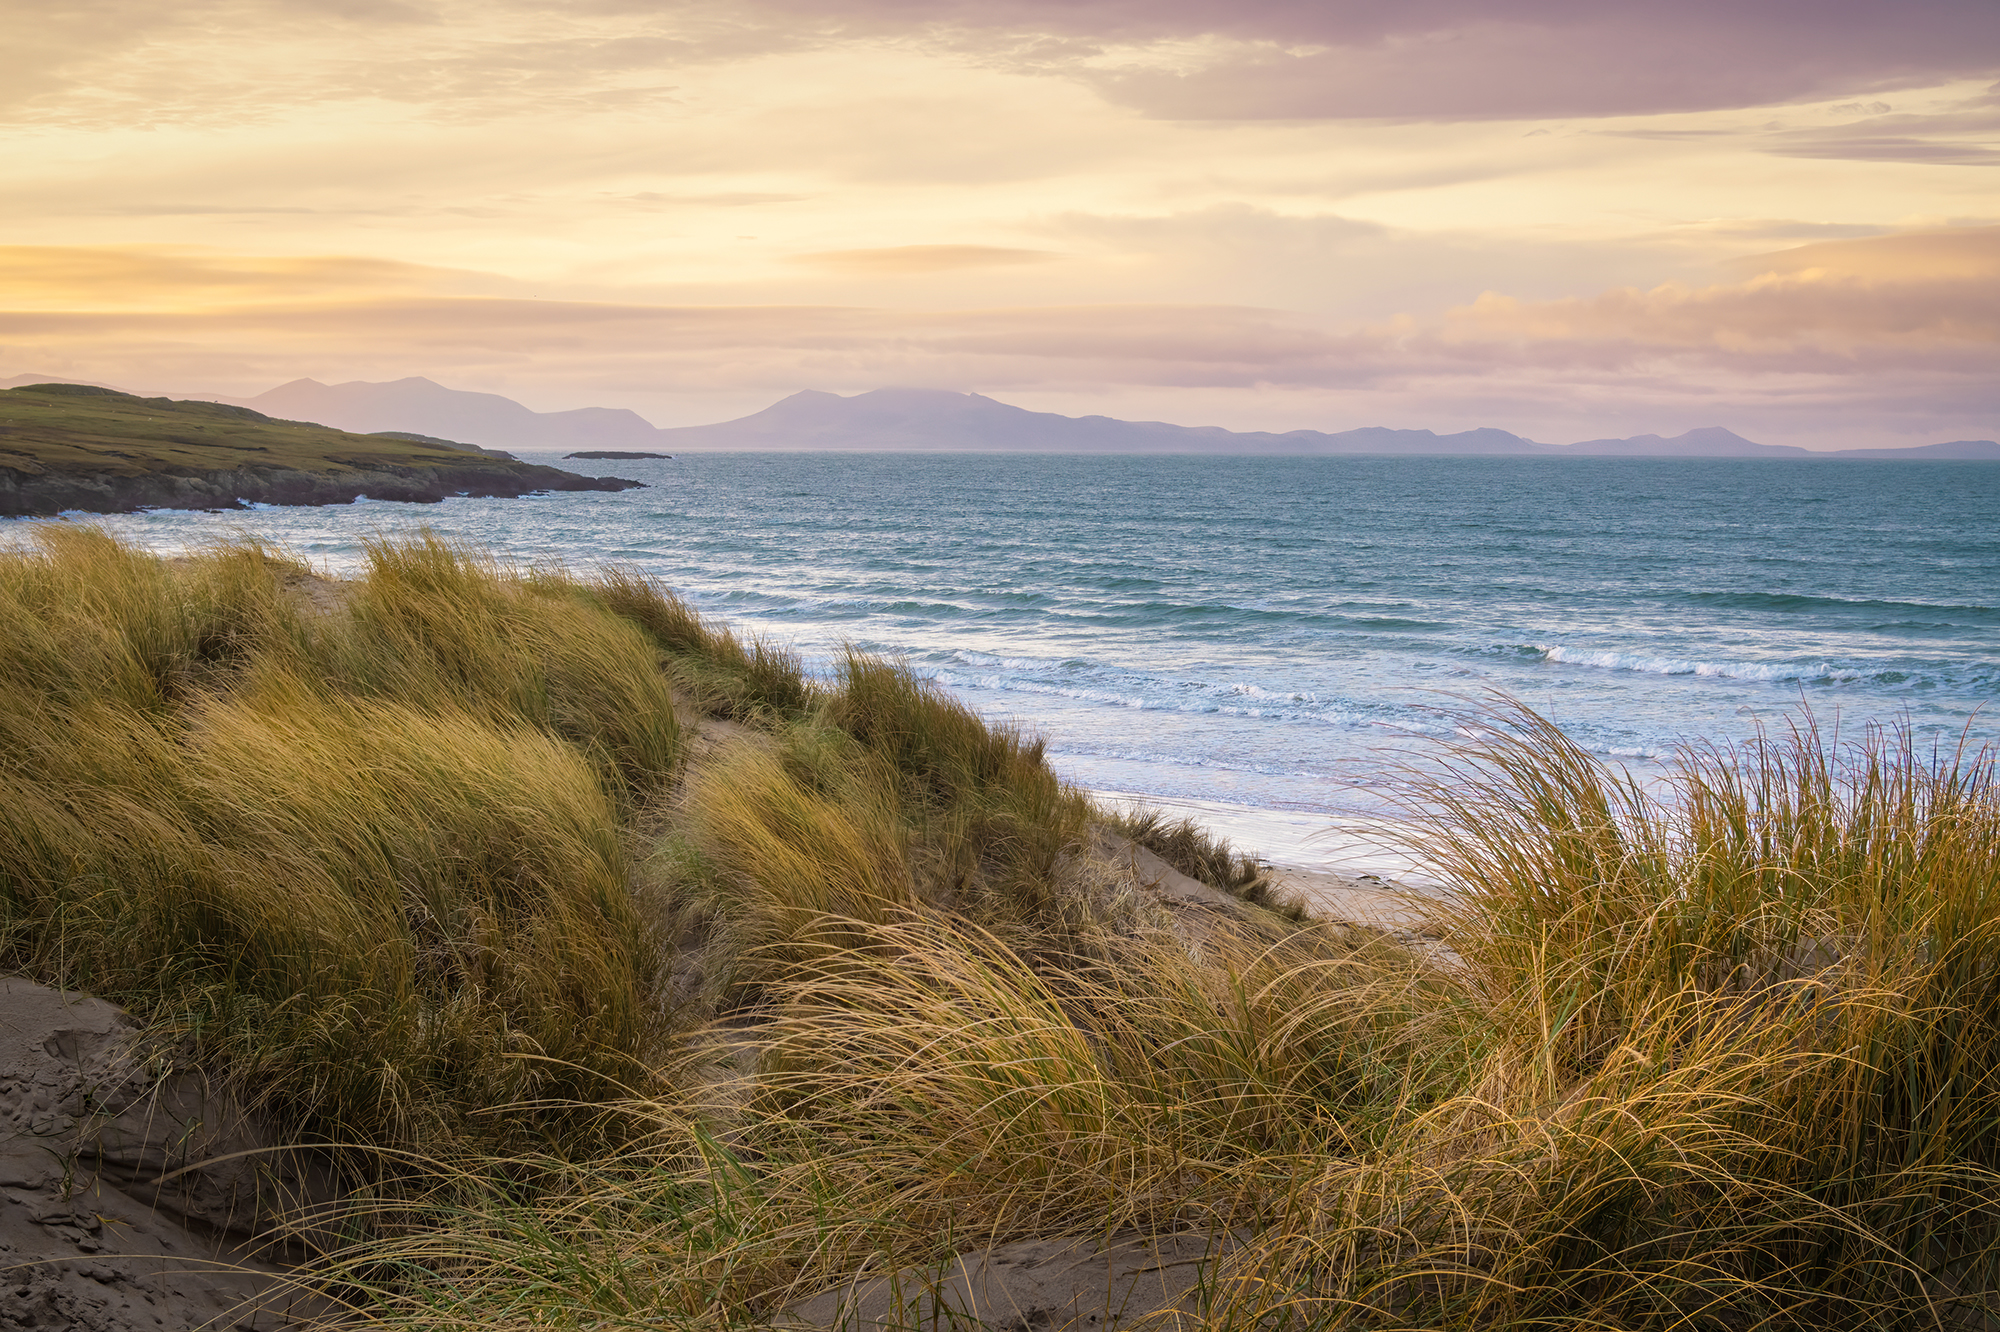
[0,459,640,518]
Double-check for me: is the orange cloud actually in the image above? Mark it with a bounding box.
[1436,227,2000,369]
[0,245,503,312]
[1726,226,2000,281]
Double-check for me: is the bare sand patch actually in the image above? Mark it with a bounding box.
[1,978,338,1331]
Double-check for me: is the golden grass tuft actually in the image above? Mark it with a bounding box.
[595,564,817,723]
[826,651,1089,917]
[323,535,684,798]
[0,527,678,1154]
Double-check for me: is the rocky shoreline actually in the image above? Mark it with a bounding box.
[0,457,640,518]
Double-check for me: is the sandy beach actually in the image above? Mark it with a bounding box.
[1090,787,1448,931]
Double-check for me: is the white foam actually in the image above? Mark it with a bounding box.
[1540,645,1858,682]
[942,666,1370,729]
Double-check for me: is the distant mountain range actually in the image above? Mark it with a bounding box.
[5,375,1995,459]
[658,388,1556,455]
[654,389,2000,458]
[226,377,668,453]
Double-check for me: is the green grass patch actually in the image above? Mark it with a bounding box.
[0,382,516,478]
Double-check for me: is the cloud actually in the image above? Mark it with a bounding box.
[13,0,1998,135]
[1683,221,1894,244]
[0,246,494,310]
[783,0,2000,121]
[0,0,758,129]
[1725,228,2000,281]
[1774,138,1999,166]
[1434,227,2000,374]
[618,191,811,208]
[1757,86,2000,165]
[790,245,1059,274]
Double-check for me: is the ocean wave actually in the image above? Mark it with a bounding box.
[1045,744,1323,780]
[943,673,1335,722]
[1369,715,1455,736]
[683,581,1448,639]
[1100,600,1308,625]
[1682,590,1999,619]
[1535,645,1863,682]
[933,671,1151,710]
[930,663,1385,730]
[1080,599,1436,631]
[699,588,1057,624]
[933,648,1080,673]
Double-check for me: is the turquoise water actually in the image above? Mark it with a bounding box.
[58,452,2000,856]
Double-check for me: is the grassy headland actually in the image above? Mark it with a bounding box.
[0,383,642,516]
[3,530,1997,1330]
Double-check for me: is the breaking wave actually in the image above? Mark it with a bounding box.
[1534,645,1863,682]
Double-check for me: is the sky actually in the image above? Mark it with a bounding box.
[2,0,1997,447]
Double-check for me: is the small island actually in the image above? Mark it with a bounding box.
[564,449,673,460]
[0,383,646,517]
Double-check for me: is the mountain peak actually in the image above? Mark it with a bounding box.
[1676,426,1763,448]
[1563,426,1806,457]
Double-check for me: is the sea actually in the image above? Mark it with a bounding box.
[47,452,2000,874]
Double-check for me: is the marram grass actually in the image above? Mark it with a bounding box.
[1104,801,1300,916]
[5,529,1998,1330]
[0,527,679,1154]
[317,707,2000,1331]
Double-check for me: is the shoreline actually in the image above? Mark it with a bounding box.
[1085,786,1429,879]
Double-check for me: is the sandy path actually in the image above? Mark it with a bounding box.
[1268,864,1446,932]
